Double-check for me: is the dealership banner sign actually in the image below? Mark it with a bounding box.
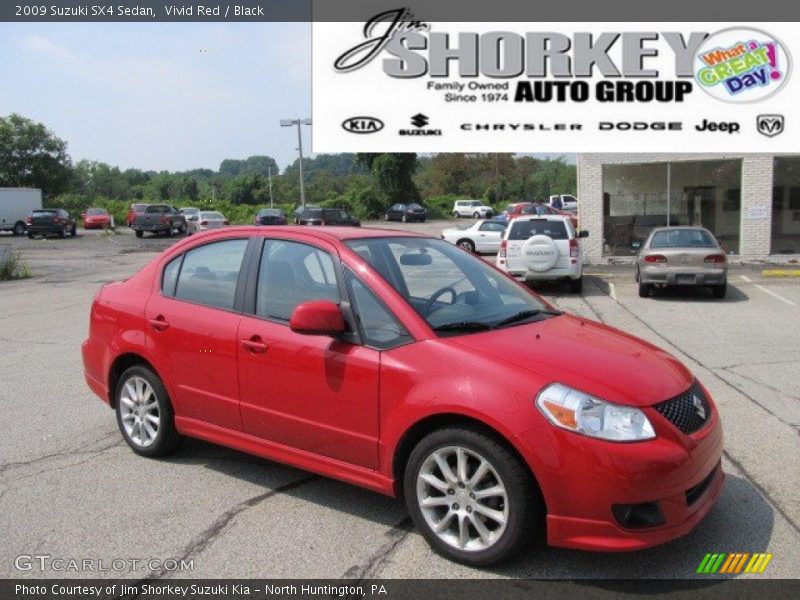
[313,19,798,152]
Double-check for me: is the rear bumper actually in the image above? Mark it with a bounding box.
[135,224,171,232]
[27,225,64,234]
[81,339,110,406]
[641,266,727,286]
[516,399,724,551]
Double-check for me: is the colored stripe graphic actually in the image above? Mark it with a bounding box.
[699,553,772,574]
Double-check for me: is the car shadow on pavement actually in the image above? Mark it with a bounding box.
[165,439,774,580]
[584,276,750,304]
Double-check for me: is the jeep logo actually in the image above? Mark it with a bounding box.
[342,116,384,134]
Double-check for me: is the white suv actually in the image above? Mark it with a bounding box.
[452,199,494,219]
[547,194,578,212]
[496,215,588,293]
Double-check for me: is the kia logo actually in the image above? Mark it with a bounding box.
[342,116,384,134]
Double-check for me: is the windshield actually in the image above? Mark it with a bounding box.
[651,229,716,248]
[509,219,569,241]
[344,237,553,335]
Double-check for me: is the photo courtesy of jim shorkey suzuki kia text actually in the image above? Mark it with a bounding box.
[1,0,800,596]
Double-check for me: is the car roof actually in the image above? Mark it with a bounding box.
[512,214,572,223]
[649,226,712,233]
[200,225,425,243]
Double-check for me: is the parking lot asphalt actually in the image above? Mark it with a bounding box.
[0,223,799,580]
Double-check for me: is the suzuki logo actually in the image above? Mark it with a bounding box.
[411,113,429,128]
[692,395,707,420]
[757,114,785,137]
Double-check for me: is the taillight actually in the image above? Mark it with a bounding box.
[499,239,507,258]
[162,216,169,225]
[200,220,208,226]
[569,238,578,258]
[704,253,726,264]
[53,217,60,224]
[26,217,32,224]
[644,254,667,263]
[223,220,229,225]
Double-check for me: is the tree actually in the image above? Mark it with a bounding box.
[0,114,72,196]
[357,153,420,205]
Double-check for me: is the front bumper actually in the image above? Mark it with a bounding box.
[641,266,727,286]
[516,396,724,551]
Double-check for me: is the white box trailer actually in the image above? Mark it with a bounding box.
[0,188,42,235]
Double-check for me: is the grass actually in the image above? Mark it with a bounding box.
[0,250,33,281]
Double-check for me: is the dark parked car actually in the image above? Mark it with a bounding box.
[293,204,320,224]
[297,207,361,227]
[133,205,187,238]
[26,209,76,239]
[254,208,287,226]
[385,203,427,222]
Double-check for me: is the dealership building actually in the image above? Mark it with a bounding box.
[576,154,800,263]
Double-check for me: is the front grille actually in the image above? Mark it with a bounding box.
[653,381,711,435]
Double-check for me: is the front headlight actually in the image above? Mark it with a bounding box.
[536,383,656,442]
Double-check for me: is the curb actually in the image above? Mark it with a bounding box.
[762,269,800,278]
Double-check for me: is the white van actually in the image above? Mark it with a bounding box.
[496,215,588,292]
[547,194,578,212]
[0,188,42,235]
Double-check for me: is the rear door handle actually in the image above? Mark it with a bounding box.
[241,336,268,354]
[149,316,169,331]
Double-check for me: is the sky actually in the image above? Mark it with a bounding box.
[0,22,312,172]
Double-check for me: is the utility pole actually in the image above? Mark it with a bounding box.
[267,166,274,208]
[280,118,312,208]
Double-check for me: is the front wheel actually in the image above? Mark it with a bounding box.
[12,222,26,236]
[453,212,460,219]
[115,365,182,457]
[473,212,481,219]
[404,427,540,567]
[135,230,143,238]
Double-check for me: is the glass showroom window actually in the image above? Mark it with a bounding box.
[602,159,741,256]
[772,157,800,255]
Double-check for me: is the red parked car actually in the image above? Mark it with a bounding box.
[126,203,149,227]
[501,202,578,229]
[82,226,723,565]
[82,207,112,229]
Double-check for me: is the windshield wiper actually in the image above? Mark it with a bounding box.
[492,308,563,329]
[432,321,493,333]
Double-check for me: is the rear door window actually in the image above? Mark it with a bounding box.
[173,240,248,310]
[508,220,568,241]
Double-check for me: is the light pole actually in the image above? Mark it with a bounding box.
[267,165,274,208]
[280,118,312,208]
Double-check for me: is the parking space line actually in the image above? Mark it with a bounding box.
[608,282,617,301]
[754,284,797,306]
[740,275,752,283]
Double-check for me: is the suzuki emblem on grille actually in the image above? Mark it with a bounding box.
[692,395,706,420]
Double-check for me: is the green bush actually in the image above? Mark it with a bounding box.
[0,250,32,281]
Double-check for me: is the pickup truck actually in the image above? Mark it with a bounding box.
[133,204,187,238]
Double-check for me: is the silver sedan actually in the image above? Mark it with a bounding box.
[187,211,229,235]
[635,226,728,298]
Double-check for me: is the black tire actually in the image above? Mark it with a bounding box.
[473,212,481,219]
[457,239,475,253]
[135,230,143,238]
[712,283,727,299]
[115,365,182,457]
[70,225,77,237]
[638,283,651,298]
[404,426,541,567]
[27,232,35,239]
[59,226,66,239]
[634,266,640,283]
[420,218,426,223]
[453,212,460,219]
[568,277,583,293]
[12,222,26,236]
[402,214,408,223]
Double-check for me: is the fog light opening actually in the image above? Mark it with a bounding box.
[612,502,666,529]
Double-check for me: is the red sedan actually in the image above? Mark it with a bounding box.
[81,226,723,565]
[126,203,149,227]
[82,207,112,229]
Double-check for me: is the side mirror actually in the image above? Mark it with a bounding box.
[578,230,589,238]
[289,300,345,336]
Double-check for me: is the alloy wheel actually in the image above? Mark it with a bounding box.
[416,446,508,552]
[118,375,161,447]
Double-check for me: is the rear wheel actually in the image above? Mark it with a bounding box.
[135,230,143,238]
[70,225,77,237]
[712,283,727,299]
[634,266,640,283]
[27,232,35,239]
[568,277,583,293]
[12,222,26,236]
[115,365,181,457]
[457,239,475,253]
[473,211,481,219]
[453,212,460,219]
[59,226,66,239]
[404,427,540,567]
[639,283,652,298]
[402,214,408,223]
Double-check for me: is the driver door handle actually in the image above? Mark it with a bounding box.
[241,336,269,354]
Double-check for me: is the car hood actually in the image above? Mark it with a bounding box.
[445,314,693,407]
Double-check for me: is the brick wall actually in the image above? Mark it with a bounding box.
[577,153,781,263]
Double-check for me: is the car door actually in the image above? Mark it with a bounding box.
[475,221,505,252]
[237,237,381,469]
[145,238,250,431]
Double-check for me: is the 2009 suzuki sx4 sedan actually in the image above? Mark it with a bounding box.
[82,226,724,566]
